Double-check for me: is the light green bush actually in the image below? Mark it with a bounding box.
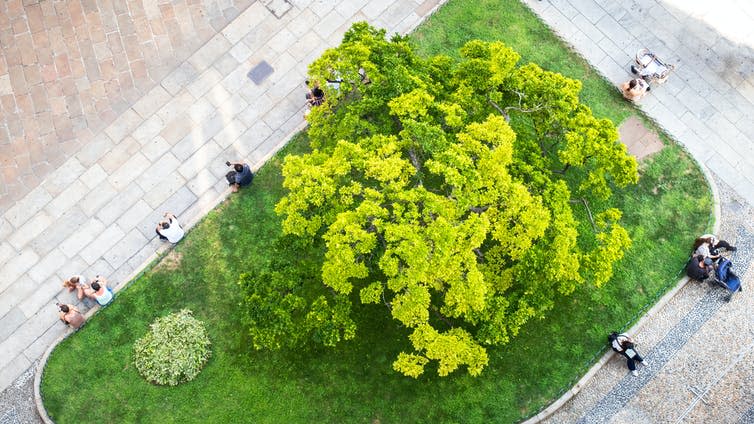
[133,309,211,386]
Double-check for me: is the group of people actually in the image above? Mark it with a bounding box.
[57,159,256,330]
[609,234,736,377]
[304,69,371,110]
[58,275,113,329]
[685,234,736,281]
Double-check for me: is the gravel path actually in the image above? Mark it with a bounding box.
[0,364,40,424]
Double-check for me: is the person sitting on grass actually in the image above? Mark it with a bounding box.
[305,80,325,107]
[155,212,184,243]
[57,303,85,329]
[225,160,254,193]
[81,276,113,307]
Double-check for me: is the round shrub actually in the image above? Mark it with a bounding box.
[133,309,212,386]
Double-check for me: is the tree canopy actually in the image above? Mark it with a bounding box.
[241,23,637,378]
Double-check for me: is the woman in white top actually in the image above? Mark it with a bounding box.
[608,332,647,376]
[155,212,185,243]
[692,234,736,259]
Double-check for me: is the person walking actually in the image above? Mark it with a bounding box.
[608,332,648,376]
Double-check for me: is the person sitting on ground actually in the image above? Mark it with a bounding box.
[82,276,113,306]
[57,303,85,329]
[621,78,650,101]
[155,212,185,243]
[608,331,647,377]
[62,275,87,293]
[225,160,254,193]
[686,254,714,281]
[305,80,325,106]
[692,234,736,259]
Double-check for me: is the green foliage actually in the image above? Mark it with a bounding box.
[132,310,211,386]
[239,235,356,349]
[265,23,639,378]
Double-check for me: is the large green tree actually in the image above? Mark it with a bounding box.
[241,23,637,378]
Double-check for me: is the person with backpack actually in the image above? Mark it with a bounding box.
[608,332,648,376]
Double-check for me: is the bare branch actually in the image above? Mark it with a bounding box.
[571,197,597,231]
[486,96,510,121]
[473,248,484,261]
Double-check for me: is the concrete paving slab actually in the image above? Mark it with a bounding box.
[0,251,39,294]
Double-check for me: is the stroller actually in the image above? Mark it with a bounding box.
[630,48,675,84]
[711,257,742,302]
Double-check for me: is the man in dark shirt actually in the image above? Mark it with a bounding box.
[686,255,711,281]
[225,161,254,192]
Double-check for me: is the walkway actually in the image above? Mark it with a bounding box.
[521,0,754,422]
[0,0,444,421]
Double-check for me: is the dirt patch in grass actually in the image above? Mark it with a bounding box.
[155,250,183,272]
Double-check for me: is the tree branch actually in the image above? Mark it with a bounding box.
[473,248,484,262]
[486,96,510,121]
[571,197,597,231]
[469,206,489,214]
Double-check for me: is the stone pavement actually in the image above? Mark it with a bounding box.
[0,0,446,414]
[520,0,754,422]
[0,0,255,211]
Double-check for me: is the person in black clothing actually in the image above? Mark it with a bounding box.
[305,80,325,106]
[225,161,254,193]
[686,254,713,281]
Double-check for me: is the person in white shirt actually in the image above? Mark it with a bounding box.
[608,332,647,376]
[155,212,185,243]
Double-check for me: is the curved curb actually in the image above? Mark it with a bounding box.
[522,156,721,424]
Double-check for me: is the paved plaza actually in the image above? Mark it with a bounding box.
[1,0,754,422]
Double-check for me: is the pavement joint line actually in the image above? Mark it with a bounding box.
[672,332,754,423]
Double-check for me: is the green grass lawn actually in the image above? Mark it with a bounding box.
[41,1,711,422]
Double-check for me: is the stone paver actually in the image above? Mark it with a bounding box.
[0,0,449,421]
